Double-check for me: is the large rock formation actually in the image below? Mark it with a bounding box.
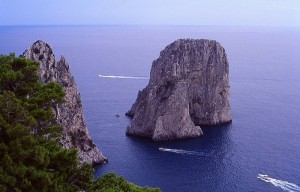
[23,40,107,164]
[126,39,231,141]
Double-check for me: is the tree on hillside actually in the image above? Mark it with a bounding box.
[0,53,161,192]
[0,54,93,192]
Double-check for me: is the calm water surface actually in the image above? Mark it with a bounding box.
[1,25,300,192]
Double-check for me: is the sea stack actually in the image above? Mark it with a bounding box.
[126,39,231,141]
[23,40,107,164]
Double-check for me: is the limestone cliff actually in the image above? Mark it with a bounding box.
[126,39,231,141]
[23,40,107,164]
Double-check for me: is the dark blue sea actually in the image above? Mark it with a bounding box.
[1,25,300,192]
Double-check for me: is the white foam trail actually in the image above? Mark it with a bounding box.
[159,147,209,156]
[159,147,195,154]
[257,174,300,192]
[98,74,148,79]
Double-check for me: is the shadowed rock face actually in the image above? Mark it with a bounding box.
[23,40,107,164]
[126,39,231,141]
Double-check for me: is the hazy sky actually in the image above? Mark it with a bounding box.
[0,0,299,26]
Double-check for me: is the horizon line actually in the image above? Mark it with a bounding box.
[0,24,300,28]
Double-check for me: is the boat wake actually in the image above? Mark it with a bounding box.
[257,174,300,192]
[98,74,148,79]
[159,147,210,156]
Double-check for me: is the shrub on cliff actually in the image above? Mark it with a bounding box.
[0,53,93,191]
[0,54,160,192]
[88,172,161,192]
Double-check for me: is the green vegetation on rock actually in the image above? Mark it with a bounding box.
[89,173,161,192]
[0,54,160,192]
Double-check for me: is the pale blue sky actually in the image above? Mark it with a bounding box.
[0,0,299,26]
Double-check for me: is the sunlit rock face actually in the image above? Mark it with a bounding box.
[126,39,231,141]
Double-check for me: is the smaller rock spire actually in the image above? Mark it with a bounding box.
[23,40,107,164]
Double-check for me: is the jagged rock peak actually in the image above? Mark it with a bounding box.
[22,40,57,83]
[126,39,232,141]
[23,40,107,164]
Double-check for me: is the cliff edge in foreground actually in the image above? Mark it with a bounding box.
[126,39,231,141]
[23,40,107,164]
